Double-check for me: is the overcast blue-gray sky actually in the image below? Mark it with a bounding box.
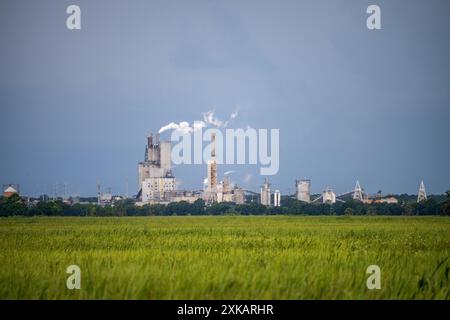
[0,0,449,197]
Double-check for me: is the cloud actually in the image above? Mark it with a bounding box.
[224,170,234,175]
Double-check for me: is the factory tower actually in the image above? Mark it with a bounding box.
[138,133,175,203]
[296,179,311,203]
[206,132,218,202]
[260,179,271,206]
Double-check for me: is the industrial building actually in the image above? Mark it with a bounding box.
[137,131,245,206]
[296,179,311,203]
[137,133,176,204]
[172,190,204,204]
[138,133,172,184]
[274,190,281,207]
[141,178,176,203]
[203,132,245,204]
[306,180,400,205]
[322,187,337,204]
[260,179,271,206]
[259,179,283,207]
[216,176,245,204]
[204,132,218,203]
[3,185,18,198]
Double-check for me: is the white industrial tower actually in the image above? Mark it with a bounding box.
[417,180,427,203]
[274,190,281,207]
[296,179,311,203]
[206,132,218,203]
[353,180,363,202]
[322,186,336,204]
[260,179,271,206]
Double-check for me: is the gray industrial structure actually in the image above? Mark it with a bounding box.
[133,132,409,208]
[204,132,218,203]
[137,131,245,205]
[260,179,271,206]
[322,187,337,204]
[308,180,400,205]
[296,179,311,203]
[216,176,245,204]
[274,189,281,207]
[203,132,245,204]
[138,133,176,203]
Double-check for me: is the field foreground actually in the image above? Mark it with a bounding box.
[0,216,449,299]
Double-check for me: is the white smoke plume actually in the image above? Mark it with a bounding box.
[202,110,238,128]
[159,121,205,134]
[202,111,224,127]
[193,121,206,131]
[159,122,181,133]
[159,111,238,134]
[224,170,234,175]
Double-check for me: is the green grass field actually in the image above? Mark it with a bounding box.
[0,216,449,299]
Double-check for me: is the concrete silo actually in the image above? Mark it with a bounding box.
[296,179,311,203]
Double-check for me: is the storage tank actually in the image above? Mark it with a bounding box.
[296,179,311,203]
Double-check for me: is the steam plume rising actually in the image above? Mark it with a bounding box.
[158,111,238,134]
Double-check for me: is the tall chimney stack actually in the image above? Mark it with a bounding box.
[211,132,216,158]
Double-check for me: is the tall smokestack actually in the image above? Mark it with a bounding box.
[211,132,216,158]
[207,132,218,197]
[156,133,160,145]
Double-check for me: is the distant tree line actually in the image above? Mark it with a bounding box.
[1,192,450,217]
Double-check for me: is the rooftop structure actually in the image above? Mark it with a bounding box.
[3,186,18,198]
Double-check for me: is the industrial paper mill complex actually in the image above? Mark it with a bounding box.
[136,132,245,206]
[132,132,426,207]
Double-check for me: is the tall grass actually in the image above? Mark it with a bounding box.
[0,216,449,299]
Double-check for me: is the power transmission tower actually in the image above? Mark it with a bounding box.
[353,180,363,202]
[417,180,427,203]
